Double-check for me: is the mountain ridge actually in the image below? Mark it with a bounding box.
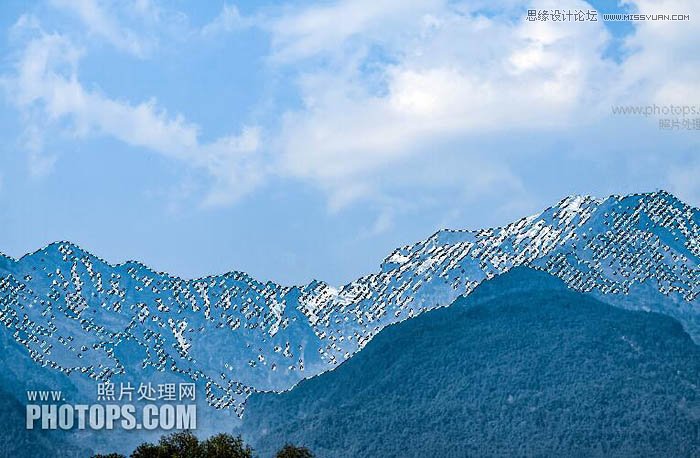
[0,190,698,415]
[2,189,692,284]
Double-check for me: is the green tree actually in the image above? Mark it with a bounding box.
[201,433,254,458]
[100,431,313,457]
[129,431,201,458]
[158,430,202,457]
[275,444,315,458]
[130,442,170,458]
[126,431,257,458]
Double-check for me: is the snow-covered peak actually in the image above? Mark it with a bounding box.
[0,190,698,415]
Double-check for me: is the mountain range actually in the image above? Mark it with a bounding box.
[0,190,698,422]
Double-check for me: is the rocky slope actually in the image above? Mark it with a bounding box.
[0,191,697,414]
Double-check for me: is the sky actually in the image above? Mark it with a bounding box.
[0,0,698,286]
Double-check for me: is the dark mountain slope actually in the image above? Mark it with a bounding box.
[241,268,700,458]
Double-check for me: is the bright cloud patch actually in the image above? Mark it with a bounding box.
[1,0,699,211]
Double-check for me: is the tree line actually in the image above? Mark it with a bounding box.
[92,430,313,458]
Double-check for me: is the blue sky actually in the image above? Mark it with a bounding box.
[0,0,698,285]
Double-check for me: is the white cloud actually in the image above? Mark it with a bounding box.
[267,0,443,62]
[201,4,246,37]
[21,123,57,178]
[4,0,700,213]
[619,0,700,104]
[3,24,263,205]
[260,0,700,210]
[49,0,158,57]
[270,0,615,207]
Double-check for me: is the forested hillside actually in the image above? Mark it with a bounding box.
[241,268,700,457]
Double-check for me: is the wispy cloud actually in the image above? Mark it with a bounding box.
[49,0,159,57]
[266,0,442,62]
[201,3,247,37]
[3,18,263,205]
